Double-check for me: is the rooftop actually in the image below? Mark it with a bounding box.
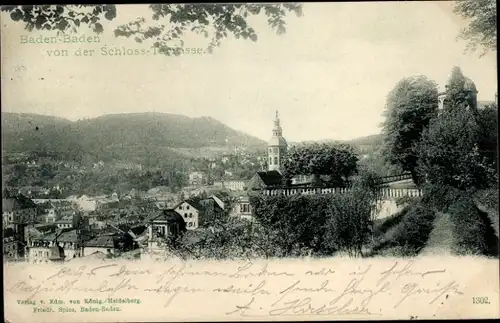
[85,235,115,248]
[255,170,283,186]
[2,195,37,213]
[33,229,82,243]
[144,209,185,224]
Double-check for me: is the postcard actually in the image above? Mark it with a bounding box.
[2,2,499,322]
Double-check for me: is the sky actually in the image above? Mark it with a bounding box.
[1,2,497,142]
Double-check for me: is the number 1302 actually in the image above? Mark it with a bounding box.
[472,297,490,304]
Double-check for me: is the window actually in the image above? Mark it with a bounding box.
[188,222,192,227]
[186,205,190,210]
[269,157,272,165]
[269,148,272,153]
[189,213,193,218]
[273,147,278,153]
[274,157,278,165]
[179,206,183,210]
[240,203,250,213]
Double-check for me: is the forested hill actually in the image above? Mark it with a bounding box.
[345,134,383,148]
[1,112,267,164]
[291,134,384,151]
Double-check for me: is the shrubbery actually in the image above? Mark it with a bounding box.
[165,178,384,259]
[251,188,377,257]
[395,195,416,207]
[475,188,499,214]
[373,202,436,256]
[372,205,409,238]
[448,195,493,256]
[250,194,331,256]
[420,183,466,213]
[322,188,373,257]
[169,217,288,260]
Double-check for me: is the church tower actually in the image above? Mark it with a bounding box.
[268,110,287,172]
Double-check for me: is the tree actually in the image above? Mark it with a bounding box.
[282,143,358,186]
[476,103,498,170]
[172,216,279,260]
[357,146,403,177]
[417,108,497,190]
[250,194,331,256]
[381,76,439,185]
[322,187,373,257]
[453,0,497,57]
[2,4,303,55]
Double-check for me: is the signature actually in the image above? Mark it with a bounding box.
[226,296,376,317]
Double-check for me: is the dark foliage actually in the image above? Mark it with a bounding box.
[453,0,497,56]
[381,76,439,185]
[449,195,498,256]
[373,202,436,256]
[282,143,358,186]
[417,108,497,190]
[1,4,303,55]
[420,184,467,213]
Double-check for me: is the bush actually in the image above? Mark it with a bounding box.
[250,195,329,256]
[250,187,378,257]
[417,107,496,190]
[322,188,373,257]
[170,217,287,260]
[449,195,491,256]
[373,202,436,256]
[250,194,332,256]
[395,195,416,207]
[475,188,499,214]
[392,204,436,253]
[420,183,466,213]
[372,205,409,238]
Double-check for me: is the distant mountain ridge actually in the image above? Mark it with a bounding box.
[1,112,267,163]
[290,133,384,149]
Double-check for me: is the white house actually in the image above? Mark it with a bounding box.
[230,195,253,220]
[173,200,201,230]
[223,180,246,191]
[188,171,206,186]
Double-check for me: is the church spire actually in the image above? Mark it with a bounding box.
[272,110,282,137]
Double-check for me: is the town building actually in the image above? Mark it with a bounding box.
[83,224,140,257]
[247,170,284,191]
[84,235,117,256]
[188,171,206,186]
[2,194,38,230]
[28,229,85,263]
[53,211,88,230]
[2,194,38,259]
[230,195,253,221]
[222,180,246,191]
[144,209,186,251]
[3,236,19,261]
[44,203,57,223]
[173,197,224,230]
[173,200,200,229]
[70,195,97,212]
